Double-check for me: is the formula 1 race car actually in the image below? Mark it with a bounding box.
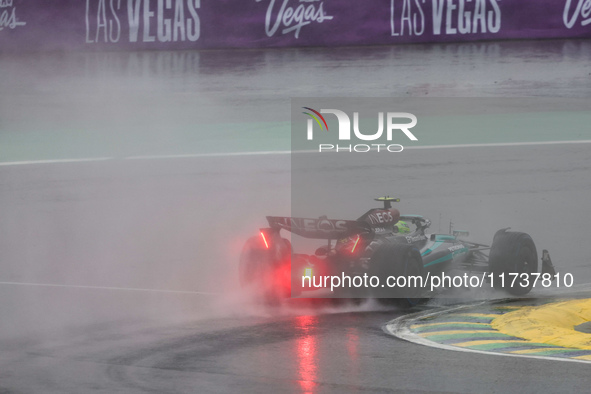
[239,197,557,306]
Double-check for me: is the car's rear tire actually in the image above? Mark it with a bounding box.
[489,229,538,296]
[369,243,425,308]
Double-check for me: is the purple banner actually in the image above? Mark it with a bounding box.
[1,0,590,51]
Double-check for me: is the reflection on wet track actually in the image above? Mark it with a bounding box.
[296,315,319,394]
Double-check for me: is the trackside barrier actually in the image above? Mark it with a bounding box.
[1,0,590,51]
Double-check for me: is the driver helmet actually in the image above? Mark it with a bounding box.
[395,220,411,234]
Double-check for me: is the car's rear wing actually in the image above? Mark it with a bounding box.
[266,216,363,239]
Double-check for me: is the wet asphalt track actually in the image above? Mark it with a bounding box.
[4,307,591,394]
[1,39,591,393]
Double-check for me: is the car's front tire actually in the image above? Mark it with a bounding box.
[489,229,538,296]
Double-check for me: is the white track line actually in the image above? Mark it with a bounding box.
[383,302,591,365]
[405,139,591,150]
[126,150,293,160]
[0,281,218,295]
[0,157,114,166]
[1,139,591,167]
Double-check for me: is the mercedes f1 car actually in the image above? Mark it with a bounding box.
[239,197,556,306]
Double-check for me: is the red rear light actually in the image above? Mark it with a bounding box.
[337,234,365,256]
[350,234,361,253]
[260,231,269,249]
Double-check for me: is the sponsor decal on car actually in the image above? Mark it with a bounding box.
[406,234,427,243]
[366,210,396,225]
[447,244,465,252]
[269,216,348,232]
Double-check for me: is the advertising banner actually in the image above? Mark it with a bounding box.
[1,0,590,51]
